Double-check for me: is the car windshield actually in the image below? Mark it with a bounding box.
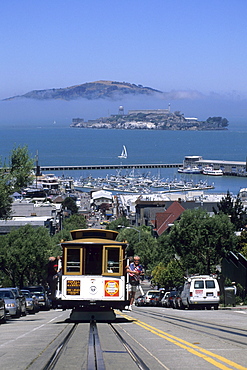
[170,291,177,297]
[28,287,44,294]
[21,291,32,298]
[0,290,14,299]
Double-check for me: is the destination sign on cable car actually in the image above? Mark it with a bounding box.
[67,280,80,295]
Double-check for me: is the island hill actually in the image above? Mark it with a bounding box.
[70,108,229,131]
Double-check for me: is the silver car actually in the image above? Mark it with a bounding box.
[21,290,39,314]
[0,289,21,318]
[5,287,27,316]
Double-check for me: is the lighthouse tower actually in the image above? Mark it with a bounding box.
[118,106,124,115]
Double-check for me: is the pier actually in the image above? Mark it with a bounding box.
[28,156,247,176]
[39,163,183,172]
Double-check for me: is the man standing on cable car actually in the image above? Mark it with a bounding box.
[126,256,143,310]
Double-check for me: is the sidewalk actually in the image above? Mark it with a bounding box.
[220,305,247,310]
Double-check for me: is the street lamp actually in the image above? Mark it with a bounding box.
[117,225,141,242]
[126,227,141,242]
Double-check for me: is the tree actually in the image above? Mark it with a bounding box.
[62,213,87,230]
[236,230,247,259]
[9,145,34,191]
[117,225,158,269]
[0,225,53,287]
[168,208,237,275]
[0,175,12,219]
[62,197,78,215]
[152,261,184,290]
[213,191,247,230]
[51,214,87,253]
[106,216,130,232]
[0,145,34,219]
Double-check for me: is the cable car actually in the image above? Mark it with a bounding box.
[55,229,129,320]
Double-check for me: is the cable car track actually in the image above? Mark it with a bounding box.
[131,308,247,346]
[41,321,149,370]
[43,323,78,370]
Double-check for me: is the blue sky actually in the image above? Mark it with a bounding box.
[1,0,247,101]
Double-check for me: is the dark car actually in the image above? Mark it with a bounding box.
[149,292,162,306]
[5,287,27,316]
[172,288,184,309]
[135,295,145,306]
[23,286,50,310]
[161,291,178,308]
[0,296,6,323]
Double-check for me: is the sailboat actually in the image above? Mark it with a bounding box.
[118,145,127,159]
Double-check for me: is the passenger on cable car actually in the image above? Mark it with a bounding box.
[126,256,143,310]
[47,256,59,303]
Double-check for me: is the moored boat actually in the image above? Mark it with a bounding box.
[202,166,223,176]
[178,166,202,174]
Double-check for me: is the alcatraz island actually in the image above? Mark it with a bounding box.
[70,107,228,131]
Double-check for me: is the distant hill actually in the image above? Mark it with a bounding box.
[3,80,162,101]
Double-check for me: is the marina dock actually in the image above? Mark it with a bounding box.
[38,156,247,177]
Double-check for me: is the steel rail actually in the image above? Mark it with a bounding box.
[87,321,106,370]
[109,323,150,370]
[43,323,78,370]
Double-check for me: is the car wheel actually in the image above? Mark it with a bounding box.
[214,304,219,310]
[0,310,6,324]
[13,309,21,318]
[22,308,27,316]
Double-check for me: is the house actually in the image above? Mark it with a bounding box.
[91,190,113,210]
[151,201,186,237]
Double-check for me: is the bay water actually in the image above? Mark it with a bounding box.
[1,126,247,195]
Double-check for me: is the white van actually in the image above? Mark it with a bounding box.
[180,275,220,310]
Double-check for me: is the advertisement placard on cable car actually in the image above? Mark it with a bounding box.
[104,280,119,297]
[67,280,80,295]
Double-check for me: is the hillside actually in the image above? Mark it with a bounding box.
[3,80,162,101]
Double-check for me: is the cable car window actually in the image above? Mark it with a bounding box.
[65,248,83,275]
[103,246,123,276]
[107,248,120,273]
[85,245,102,275]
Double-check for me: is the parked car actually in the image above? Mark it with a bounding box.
[144,290,160,305]
[149,292,162,306]
[135,295,145,306]
[0,288,21,318]
[172,288,184,309]
[161,291,170,307]
[180,275,220,310]
[161,291,178,307]
[0,296,6,323]
[21,289,39,314]
[6,287,27,316]
[23,286,50,310]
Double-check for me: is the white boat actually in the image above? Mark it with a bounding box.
[202,166,223,176]
[178,166,202,174]
[118,145,127,159]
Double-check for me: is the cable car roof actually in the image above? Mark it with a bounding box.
[61,238,127,246]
